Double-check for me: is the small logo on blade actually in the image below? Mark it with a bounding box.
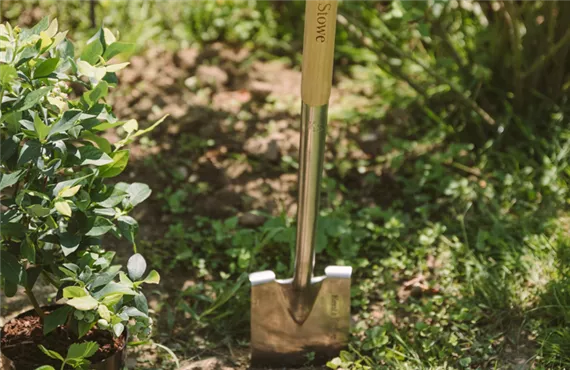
[330,294,340,317]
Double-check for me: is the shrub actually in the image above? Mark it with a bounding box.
[0,18,162,342]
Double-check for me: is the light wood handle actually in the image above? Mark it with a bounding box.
[301,0,338,106]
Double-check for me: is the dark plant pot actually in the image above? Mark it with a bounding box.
[1,306,127,370]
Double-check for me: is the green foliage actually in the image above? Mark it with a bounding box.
[0,18,162,349]
[38,341,98,370]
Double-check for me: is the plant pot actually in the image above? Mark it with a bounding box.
[1,306,127,370]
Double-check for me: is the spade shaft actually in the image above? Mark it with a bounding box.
[292,103,328,291]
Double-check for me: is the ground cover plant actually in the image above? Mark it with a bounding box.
[0,18,161,368]
[1,1,569,369]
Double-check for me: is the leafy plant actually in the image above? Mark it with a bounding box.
[37,341,99,370]
[0,17,162,357]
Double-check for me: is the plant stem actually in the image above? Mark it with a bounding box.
[522,26,570,79]
[25,287,45,319]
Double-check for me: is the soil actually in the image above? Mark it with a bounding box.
[1,307,125,369]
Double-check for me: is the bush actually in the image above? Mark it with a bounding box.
[0,18,162,343]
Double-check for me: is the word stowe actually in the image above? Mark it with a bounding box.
[315,1,332,43]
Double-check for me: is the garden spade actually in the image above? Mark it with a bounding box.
[249,0,352,367]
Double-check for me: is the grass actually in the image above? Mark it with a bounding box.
[3,0,569,369]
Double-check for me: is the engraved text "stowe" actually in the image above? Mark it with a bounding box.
[315,2,332,43]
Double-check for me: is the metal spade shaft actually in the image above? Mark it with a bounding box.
[292,103,327,291]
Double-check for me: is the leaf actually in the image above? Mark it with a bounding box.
[126,253,147,281]
[67,341,99,359]
[113,322,124,337]
[20,239,36,263]
[81,129,112,154]
[35,366,56,370]
[4,280,17,297]
[201,272,248,318]
[80,39,103,64]
[93,282,136,299]
[0,170,24,190]
[77,60,106,83]
[17,140,41,166]
[34,57,60,78]
[102,42,135,60]
[134,293,149,314]
[126,183,151,208]
[105,62,129,73]
[44,306,72,334]
[45,18,58,37]
[63,286,87,298]
[86,217,114,236]
[78,320,95,338]
[117,215,138,243]
[59,232,81,256]
[38,345,65,361]
[27,204,51,218]
[52,174,92,197]
[83,80,108,107]
[98,150,129,178]
[0,65,17,87]
[48,110,83,138]
[1,252,24,284]
[100,293,123,307]
[96,186,128,208]
[123,119,138,134]
[90,265,121,289]
[75,145,113,166]
[16,87,52,112]
[59,185,81,198]
[143,270,160,285]
[98,304,111,321]
[33,114,50,142]
[66,295,99,311]
[54,200,72,217]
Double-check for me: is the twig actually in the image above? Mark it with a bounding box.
[25,287,45,319]
[522,26,570,79]
[340,12,496,126]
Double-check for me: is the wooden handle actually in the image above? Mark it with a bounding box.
[301,0,338,106]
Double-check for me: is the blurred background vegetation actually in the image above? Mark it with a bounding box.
[2,1,569,369]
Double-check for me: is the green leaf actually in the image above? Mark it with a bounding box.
[75,145,113,166]
[98,150,129,178]
[4,280,18,297]
[0,170,24,190]
[80,130,112,154]
[143,270,160,285]
[117,215,138,243]
[93,282,136,299]
[127,253,146,281]
[92,120,128,131]
[34,57,60,78]
[0,65,17,87]
[123,119,138,134]
[103,42,135,60]
[201,272,248,318]
[59,232,81,256]
[68,341,99,360]
[59,185,81,198]
[66,295,99,311]
[113,322,124,337]
[86,217,114,237]
[80,39,104,65]
[83,80,108,107]
[35,366,56,370]
[78,320,95,338]
[27,204,51,217]
[52,174,92,197]
[48,110,83,138]
[33,114,50,142]
[20,239,36,263]
[63,286,87,298]
[98,304,111,321]
[30,16,50,35]
[90,265,121,288]
[44,306,72,334]
[134,293,149,314]
[126,183,151,208]
[38,345,65,361]
[17,140,41,166]
[16,87,52,112]
[1,252,24,284]
[55,200,72,217]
